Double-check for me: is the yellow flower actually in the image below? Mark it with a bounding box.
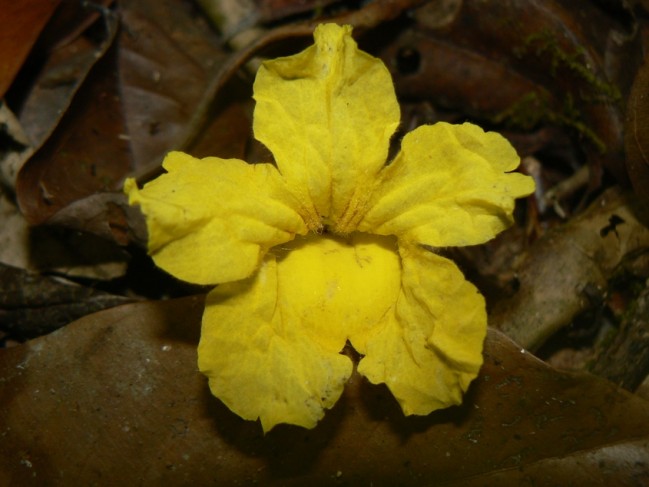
[125,24,535,432]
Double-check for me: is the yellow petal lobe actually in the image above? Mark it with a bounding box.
[253,23,400,231]
[359,122,535,247]
[355,244,487,415]
[198,232,401,431]
[125,151,306,285]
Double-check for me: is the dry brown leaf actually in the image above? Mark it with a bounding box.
[118,0,231,176]
[1,297,649,485]
[15,45,130,226]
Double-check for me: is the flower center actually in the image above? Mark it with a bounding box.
[270,231,402,350]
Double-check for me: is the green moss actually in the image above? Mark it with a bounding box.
[496,29,622,153]
[492,92,547,130]
[492,91,606,153]
[515,29,621,103]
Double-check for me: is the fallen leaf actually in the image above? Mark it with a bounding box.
[0,190,129,280]
[1,297,649,485]
[15,44,130,225]
[118,0,230,176]
[0,262,133,341]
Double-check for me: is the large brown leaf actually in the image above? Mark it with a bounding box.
[1,297,648,485]
[117,0,236,177]
[15,45,128,226]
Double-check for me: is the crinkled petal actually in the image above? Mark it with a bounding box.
[252,24,400,231]
[199,264,351,433]
[125,151,306,285]
[358,122,535,247]
[354,243,487,415]
[198,233,401,431]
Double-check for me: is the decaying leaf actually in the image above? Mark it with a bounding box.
[491,187,649,350]
[1,297,649,484]
[0,262,133,341]
[15,43,130,226]
[118,0,228,177]
[0,191,130,279]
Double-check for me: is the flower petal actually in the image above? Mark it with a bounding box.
[199,263,351,433]
[354,243,487,415]
[198,233,402,431]
[252,24,400,231]
[125,151,307,285]
[358,122,535,247]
